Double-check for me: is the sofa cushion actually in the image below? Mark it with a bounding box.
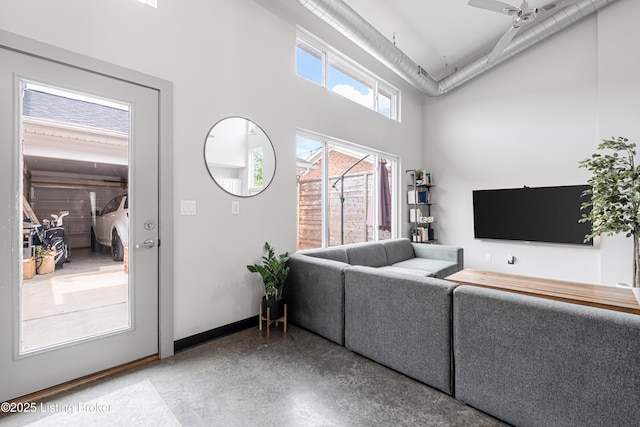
[391,258,458,279]
[299,247,349,264]
[453,286,640,427]
[345,243,388,267]
[345,266,458,394]
[381,238,415,264]
[378,265,435,277]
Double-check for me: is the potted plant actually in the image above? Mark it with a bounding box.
[35,245,56,275]
[247,242,290,319]
[414,169,424,185]
[579,136,640,287]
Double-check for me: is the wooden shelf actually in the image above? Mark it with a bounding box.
[445,269,640,315]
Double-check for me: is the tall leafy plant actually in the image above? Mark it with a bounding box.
[579,137,640,287]
[246,242,290,300]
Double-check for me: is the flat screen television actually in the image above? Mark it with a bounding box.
[472,185,592,246]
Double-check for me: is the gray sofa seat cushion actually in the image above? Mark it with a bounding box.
[345,242,388,267]
[381,238,415,264]
[345,266,458,394]
[391,258,458,279]
[377,265,435,277]
[453,285,640,427]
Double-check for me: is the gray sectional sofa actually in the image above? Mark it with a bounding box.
[284,238,640,427]
[285,238,463,347]
[285,238,462,394]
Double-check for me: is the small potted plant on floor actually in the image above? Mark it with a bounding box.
[35,245,56,275]
[247,242,290,320]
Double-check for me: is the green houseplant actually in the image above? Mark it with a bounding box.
[579,136,640,287]
[247,242,290,319]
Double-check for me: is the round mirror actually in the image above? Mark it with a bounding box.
[204,117,276,197]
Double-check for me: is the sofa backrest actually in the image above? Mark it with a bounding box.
[381,238,415,264]
[298,247,349,264]
[345,242,388,267]
[453,285,640,427]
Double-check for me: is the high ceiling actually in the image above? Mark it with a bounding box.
[341,0,587,80]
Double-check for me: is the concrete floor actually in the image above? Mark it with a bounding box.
[0,325,508,426]
[21,248,128,353]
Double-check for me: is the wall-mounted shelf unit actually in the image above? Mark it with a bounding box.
[406,169,437,243]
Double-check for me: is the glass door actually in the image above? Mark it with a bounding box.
[0,46,159,401]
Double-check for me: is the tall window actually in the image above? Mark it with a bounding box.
[296,29,400,121]
[296,132,397,250]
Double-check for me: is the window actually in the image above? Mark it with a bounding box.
[249,147,264,189]
[296,132,398,250]
[296,29,400,121]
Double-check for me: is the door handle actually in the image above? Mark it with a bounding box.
[135,239,155,249]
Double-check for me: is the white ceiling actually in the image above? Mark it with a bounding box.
[343,0,577,80]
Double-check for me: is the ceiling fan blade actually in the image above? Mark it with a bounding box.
[468,0,521,16]
[539,0,583,13]
[487,25,519,62]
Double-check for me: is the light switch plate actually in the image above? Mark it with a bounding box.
[231,201,240,215]
[180,200,197,216]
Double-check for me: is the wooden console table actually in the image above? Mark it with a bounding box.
[445,269,640,315]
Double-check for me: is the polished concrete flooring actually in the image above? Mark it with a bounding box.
[1,325,508,426]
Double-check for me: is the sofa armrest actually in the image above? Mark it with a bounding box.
[345,266,459,394]
[284,253,350,345]
[412,243,463,271]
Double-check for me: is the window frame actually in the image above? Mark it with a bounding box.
[296,130,400,249]
[296,29,401,121]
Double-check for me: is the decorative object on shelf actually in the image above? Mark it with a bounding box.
[425,172,433,185]
[579,136,640,287]
[414,169,424,184]
[247,242,291,332]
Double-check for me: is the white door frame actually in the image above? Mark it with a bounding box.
[0,29,174,359]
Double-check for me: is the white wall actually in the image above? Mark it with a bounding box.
[423,0,640,285]
[0,0,424,339]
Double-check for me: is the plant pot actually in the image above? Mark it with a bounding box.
[36,255,55,275]
[261,297,284,320]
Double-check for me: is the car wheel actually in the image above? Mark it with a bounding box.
[90,227,101,252]
[111,229,124,261]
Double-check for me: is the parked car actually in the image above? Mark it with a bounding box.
[91,194,128,261]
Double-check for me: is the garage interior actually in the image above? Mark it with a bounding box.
[20,83,131,352]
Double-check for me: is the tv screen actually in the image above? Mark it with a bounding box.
[473,185,592,246]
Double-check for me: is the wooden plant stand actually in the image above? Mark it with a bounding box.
[259,302,287,337]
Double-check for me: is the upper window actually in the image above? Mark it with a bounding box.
[296,30,400,121]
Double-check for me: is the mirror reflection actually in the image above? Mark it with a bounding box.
[204,117,276,197]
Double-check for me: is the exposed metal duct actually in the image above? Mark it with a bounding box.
[296,0,619,97]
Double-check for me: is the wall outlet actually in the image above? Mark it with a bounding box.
[180,200,196,216]
[485,253,492,262]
